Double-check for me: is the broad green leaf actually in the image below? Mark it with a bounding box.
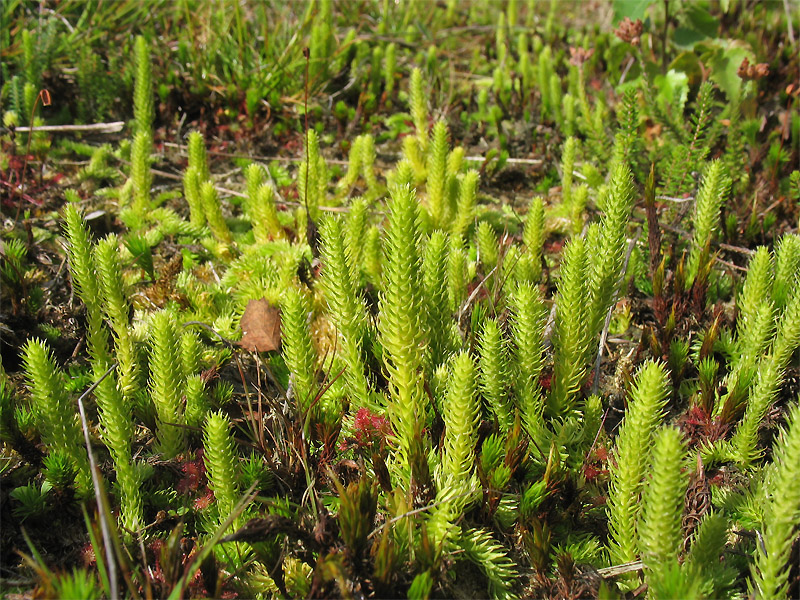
[654,69,689,116]
[702,39,754,102]
[612,0,652,24]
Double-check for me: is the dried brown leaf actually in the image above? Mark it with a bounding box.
[239,298,282,352]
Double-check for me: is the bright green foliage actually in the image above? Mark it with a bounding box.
[188,131,210,184]
[298,129,327,218]
[199,181,232,245]
[384,42,397,97]
[130,130,152,215]
[732,285,800,467]
[184,375,210,429]
[548,237,590,418]
[722,247,774,409]
[537,46,555,122]
[359,134,379,197]
[509,282,546,434]
[445,147,464,214]
[520,196,545,283]
[281,287,318,422]
[409,67,428,153]
[477,221,499,274]
[423,231,454,373]
[606,361,670,567]
[560,137,577,210]
[344,196,369,275]
[180,330,202,380]
[22,340,91,493]
[587,162,635,342]
[253,183,285,242]
[453,169,479,240]
[378,184,427,464]
[427,120,449,228]
[339,136,363,192]
[183,166,205,228]
[440,352,480,483]
[611,87,641,174]
[95,234,139,402]
[133,35,153,137]
[148,311,186,458]
[53,568,101,600]
[639,427,689,583]
[447,238,468,313]
[427,353,481,551]
[751,400,800,599]
[203,411,241,528]
[686,160,730,289]
[63,202,109,367]
[479,318,512,431]
[362,224,382,286]
[685,512,736,599]
[64,209,141,529]
[458,527,517,600]
[309,0,333,82]
[772,234,800,311]
[570,185,588,235]
[320,216,371,410]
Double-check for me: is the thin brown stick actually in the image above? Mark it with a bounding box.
[13,121,124,133]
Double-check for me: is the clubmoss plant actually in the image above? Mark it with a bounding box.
[319,216,372,411]
[548,236,590,418]
[180,330,203,380]
[520,196,545,284]
[509,282,546,436]
[422,231,455,374]
[731,286,800,467]
[560,136,577,212]
[203,410,242,530]
[719,247,774,413]
[685,160,730,290]
[439,351,480,484]
[199,181,232,246]
[63,206,143,530]
[281,287,318,425]
[130,130,152,216]
[378,184,427,469]
[447,237,468,313]
[476,221,499,274]
[297,129,327,219]
[22,339,91,493]
[359,133,380,199]
[452,169,479,240]
[458,527,516,600]
[606,360,670,569]
[187,130,210,184]
[148,311,186,459]
[95,234,139,403]
[479,318,512,431]
[183,166,205,228]
[639,426,690,595]
[750,399,800,599]
[772,234,800,311]
[426,120,449,228]
[409,67,429,154]
[131,35,154,216]
[587,162,635,343]
[253,182,285,243]
[684,512,736,599]
[184,374,209,429]
[133,35,153,137]
[63,201,108,367]
[344,196,369,275]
